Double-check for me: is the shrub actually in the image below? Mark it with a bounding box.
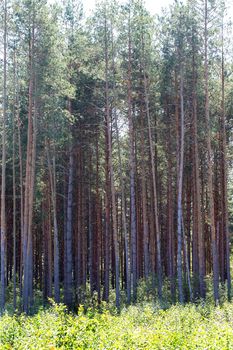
[0,300,233,349]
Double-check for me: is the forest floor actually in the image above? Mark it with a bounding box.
[0,298,233,349]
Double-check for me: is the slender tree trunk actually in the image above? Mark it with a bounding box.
[102,103,110,303]
[177,65,184,304]
[1,0,7,312]
[167,120,175,301]
[63,165,67,301]
[182,216,193,301]
[204,0,219,304]
[23,6,36,313]
[27,65,37,310]
[75,147,82,301]
[104,14,120,309]
[220,17,231,300]
[128,10,137,302]
[143,64,162,299]
[111,21,131,304]
[46,143,60,303]
[192,39,205,298]
[16,72,24,299]
[141,131,149,282]
[64,146,74,307]
[88,173,93,293]
[93,136,101,302]
[139,82,149,283]
[13,48,17,311]
[52,153,60,302]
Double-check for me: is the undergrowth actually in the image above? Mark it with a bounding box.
[0,299,233,349]
[1,279,232,349]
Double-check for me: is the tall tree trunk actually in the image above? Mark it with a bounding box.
[182,216,193,301]
[64,146,74,307]
[16,70,24,299]
[192,38,205,298]
[102,95,110,303]
[220,16,231,300]
[27,68,37,310]
[1,0,7,312]
[128,10,137,302]
[167,119,175,301]
[140,127,149,282]
[93,135,101,302]
[139,77,149,283]
[143,63,162,299]
[111,21,130,304]
[104,14,120,309]
[23,6,36,313]
[88,169,93,293]
[46,143,60,303]
[13,48,17,311]
[177,65,184,304]
[204,0,219,304]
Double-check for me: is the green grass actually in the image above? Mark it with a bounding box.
[0,300,233,349]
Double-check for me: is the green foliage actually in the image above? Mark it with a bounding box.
[0,299,233,349]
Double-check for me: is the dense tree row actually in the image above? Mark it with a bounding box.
[0,0,232,313]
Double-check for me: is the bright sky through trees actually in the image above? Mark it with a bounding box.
[83,0,174,14]
[83,0,233,19]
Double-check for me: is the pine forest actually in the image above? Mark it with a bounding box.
[0,0,233,348]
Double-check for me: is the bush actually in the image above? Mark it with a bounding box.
[0,300,233,349]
